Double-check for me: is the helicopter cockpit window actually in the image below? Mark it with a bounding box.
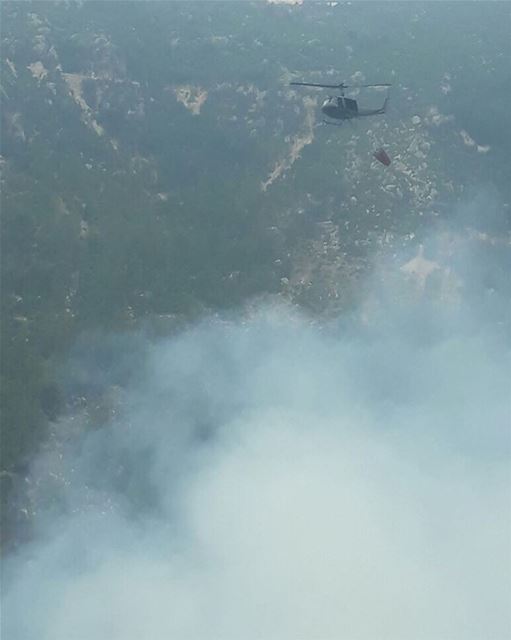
[344,98,358,113]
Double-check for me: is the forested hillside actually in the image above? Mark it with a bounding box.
[1,1,510,548]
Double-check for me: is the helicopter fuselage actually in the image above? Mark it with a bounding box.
[321,95,388,121]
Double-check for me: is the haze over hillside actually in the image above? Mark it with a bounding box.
[1,2,510,638]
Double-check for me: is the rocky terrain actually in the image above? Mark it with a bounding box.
[1,1,510,549]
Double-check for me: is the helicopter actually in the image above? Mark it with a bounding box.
[290,80,392,124]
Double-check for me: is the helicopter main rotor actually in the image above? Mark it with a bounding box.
[290,81,392,92]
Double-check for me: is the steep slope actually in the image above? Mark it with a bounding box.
[1,1,510,548]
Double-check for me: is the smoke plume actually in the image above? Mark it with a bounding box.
[2,222,511,640]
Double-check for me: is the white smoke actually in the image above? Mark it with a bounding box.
[3,227,511,640]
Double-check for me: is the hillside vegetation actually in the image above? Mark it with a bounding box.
[1,1,510,547]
